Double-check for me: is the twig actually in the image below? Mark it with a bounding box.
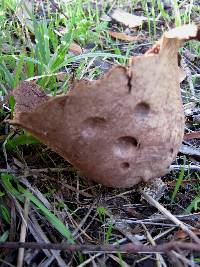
[121,212,200,223]
[170,164,200,171]
[179,144,200,156]
[153,227,176,242]
[141,190,200,245]
[0,241,200,253]
[106,217,197,229]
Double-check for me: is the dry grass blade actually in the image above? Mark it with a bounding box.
[108,254,130,267]
[20,178,52,209]
[141,223,167,267]
[30,213,68,267]
[141,190,200,245]
[170,251,196,267]
[76,238,127,267]
[17,198,30,267]
[107,212,143,244]
[72,200,97,239]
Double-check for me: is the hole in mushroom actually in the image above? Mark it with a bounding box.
[114,136,138,158]
[118,136,138,146]
[121,162,130,169]
[86,117,106,125]
[82,117,106,138]
[134,102,150,117]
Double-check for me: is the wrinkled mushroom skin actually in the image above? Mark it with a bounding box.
[12,25,200,187]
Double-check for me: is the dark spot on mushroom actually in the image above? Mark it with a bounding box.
[121,162,130,169]
[114,136,138,158]
[170,148,174,153]
[126,71,132,93]
[82,117,106,138]
[135,102,150,117]
[57,98,66,109]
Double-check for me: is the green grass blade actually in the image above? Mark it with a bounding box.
[1,173,74,243]
[0,230,9,242]
[13,56,24,87]
[0,62,14,88]
[105,223,113,243]
[186,196,200,213]
[5,133,39,151]
[171,158,186,202]
[0,204,11,224]
[21,188,74,244]
[56,52,128,72]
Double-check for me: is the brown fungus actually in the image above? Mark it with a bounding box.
[11,24,200,187]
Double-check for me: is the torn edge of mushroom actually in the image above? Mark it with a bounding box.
[145,24,200,57]
[143,24,200,83]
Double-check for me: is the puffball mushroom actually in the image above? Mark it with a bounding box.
[11,24,200,187]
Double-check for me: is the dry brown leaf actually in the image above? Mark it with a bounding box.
[108,31,139,42]
[111,9,147,28]
[68,42,82,55]
[175,229,200,240]
[11,24,200,188]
